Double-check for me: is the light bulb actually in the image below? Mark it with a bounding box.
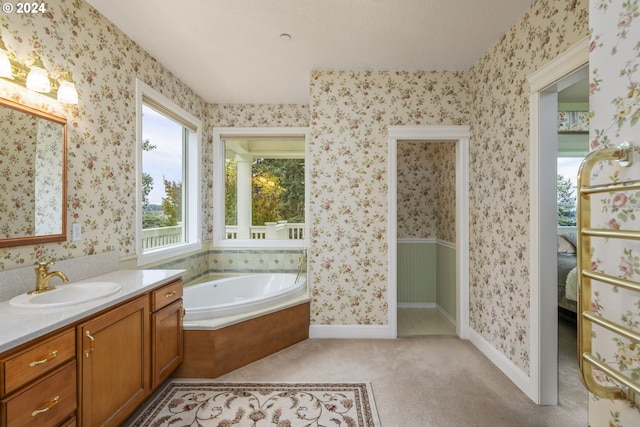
[26,65,50,93]
[57,80,78,104]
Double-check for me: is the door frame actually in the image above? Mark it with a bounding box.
[528,37,589,405]
[388,125,470,339]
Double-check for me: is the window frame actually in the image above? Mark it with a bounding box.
[213,126,309,248]
[135,79,202,265]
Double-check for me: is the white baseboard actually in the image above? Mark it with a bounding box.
[436,305,456,325]
[309,324,393,339]
[397,302,436,309]
[467,327,534,400]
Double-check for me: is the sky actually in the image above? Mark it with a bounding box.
[142,105,184,205]
[557,157,584,189]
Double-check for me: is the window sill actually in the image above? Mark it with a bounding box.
[214,239,306,249]
[137,241,203,266]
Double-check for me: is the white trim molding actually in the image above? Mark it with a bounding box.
[212,126,310,249]
[388,125,470,340]
[309,325,392,339]
[467,327,532,395]
[527,37,588,405]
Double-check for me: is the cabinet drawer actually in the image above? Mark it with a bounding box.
[151,279,183,311]
[1,361,76,427]
[1,329,75,396]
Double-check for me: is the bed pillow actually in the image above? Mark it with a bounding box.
[558,235,576,254]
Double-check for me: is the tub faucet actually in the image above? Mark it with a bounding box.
[29,261,69,294]
[295,249,307,284]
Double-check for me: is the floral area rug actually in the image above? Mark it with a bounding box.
[128,381,381,427]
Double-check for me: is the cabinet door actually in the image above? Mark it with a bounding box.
[78,296,150,427]
[152,298,184,388]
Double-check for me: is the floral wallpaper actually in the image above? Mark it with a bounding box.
[0,0,207,268]
[34,118,64,235]
[467,0,588,373]
[587,0,640,425]
[397,141,455,242]
[433,142,456,243]
[308,70,469,325]
[0,110,37,238]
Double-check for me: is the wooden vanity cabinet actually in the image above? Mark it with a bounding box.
[0,329,77,427]
[0,276,184,427]
[77,295,150,427]
[150,279,184,389]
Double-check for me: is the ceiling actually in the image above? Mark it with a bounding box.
[558,77,589,104]
[85,0,536,105]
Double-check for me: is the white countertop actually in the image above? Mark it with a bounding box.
[0,269,185,353]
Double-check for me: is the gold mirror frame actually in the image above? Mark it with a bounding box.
[0,97,67,248]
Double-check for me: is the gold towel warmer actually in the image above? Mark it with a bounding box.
[577,141,640,403]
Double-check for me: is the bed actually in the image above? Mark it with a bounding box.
[557,233,578,314]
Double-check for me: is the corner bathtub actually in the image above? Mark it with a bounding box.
[176,273,311,378]
[182,273,307,321]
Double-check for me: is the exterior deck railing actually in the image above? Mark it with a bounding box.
[142,225,183,249]
[142,222,304,249]
[225,222,304,240]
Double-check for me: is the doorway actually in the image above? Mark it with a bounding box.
[396,140,457,336]
[387,125,470,340]
[528,37,588,405]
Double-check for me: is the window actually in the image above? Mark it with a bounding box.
[136,80,201,264]
[213,127,308,247]
[557,157,583,227]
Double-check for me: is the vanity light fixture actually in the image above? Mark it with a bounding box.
[56,74,79,104]
[0,33,79,104]
[26,55,51,93]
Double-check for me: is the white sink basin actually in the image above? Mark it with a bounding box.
[9,282,122,309]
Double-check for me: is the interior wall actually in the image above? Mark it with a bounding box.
[587,0,640,424]
[0,1,309,273]
[308,70,469,325]
[466,0,588,374]
[396,141,456,313]
[0,0,207,270]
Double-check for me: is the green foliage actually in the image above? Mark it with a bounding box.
[557,174,577,226]
[225,159,237,226]
[253,158,305,224]
[225,158,305,227]
[142,212,162,228]
[252,172,285,225]
[141,139,156,210]
[161,178,182,226]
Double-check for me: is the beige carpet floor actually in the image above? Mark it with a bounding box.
[397,307,456,336]
[211,318,586,427]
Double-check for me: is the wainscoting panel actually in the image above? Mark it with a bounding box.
[397,240,437,304]
[436,242,456,320]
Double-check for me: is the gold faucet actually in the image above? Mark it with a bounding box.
[295,249,307,284]
[29,261,69,294]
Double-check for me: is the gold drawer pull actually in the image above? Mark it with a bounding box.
[165,291,176,298]
[29,350,58,367]
[181,305,186,320]
[85,330,95,357]
[32,396,59,417]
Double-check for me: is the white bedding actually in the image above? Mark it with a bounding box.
[565,266,578,302]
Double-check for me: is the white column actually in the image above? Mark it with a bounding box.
[236,154,252,239]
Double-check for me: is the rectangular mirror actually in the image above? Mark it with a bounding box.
[0,97,67,248]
